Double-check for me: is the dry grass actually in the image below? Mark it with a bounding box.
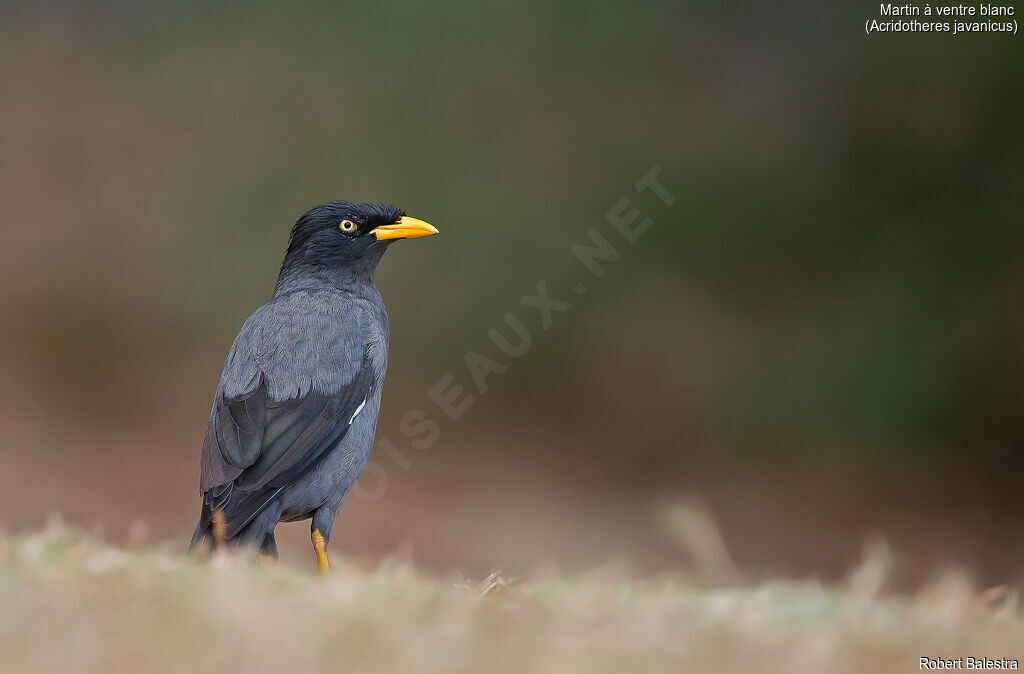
[0,523,1021,674]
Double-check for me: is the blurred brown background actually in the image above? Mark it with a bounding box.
[1,2,1022,582]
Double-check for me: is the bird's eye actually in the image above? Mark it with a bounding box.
[339,220,356,233]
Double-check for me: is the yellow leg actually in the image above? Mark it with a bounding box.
[312,528,330,572]
[211,510,226,550]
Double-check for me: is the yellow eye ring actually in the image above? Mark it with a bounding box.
[339,220,356,232]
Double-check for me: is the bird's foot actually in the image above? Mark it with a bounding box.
[211,510,226,549]
[311,528,329,573]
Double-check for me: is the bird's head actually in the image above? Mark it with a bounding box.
[277,201,437,286]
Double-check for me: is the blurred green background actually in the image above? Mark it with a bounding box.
[1,1,1022,581]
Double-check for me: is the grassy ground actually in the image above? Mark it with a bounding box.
[1,524,1021,674]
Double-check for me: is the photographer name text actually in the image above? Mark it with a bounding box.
[921,657,1019,670]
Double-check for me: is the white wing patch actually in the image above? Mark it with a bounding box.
[349,396,368,425]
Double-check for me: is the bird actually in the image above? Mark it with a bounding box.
[188,201,437,570]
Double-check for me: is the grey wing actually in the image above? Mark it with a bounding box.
[199,364,374,539]
[197,292,380,540]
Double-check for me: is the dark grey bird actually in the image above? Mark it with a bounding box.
[188,201,437,570]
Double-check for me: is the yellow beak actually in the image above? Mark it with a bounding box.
[371,216,438,241]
